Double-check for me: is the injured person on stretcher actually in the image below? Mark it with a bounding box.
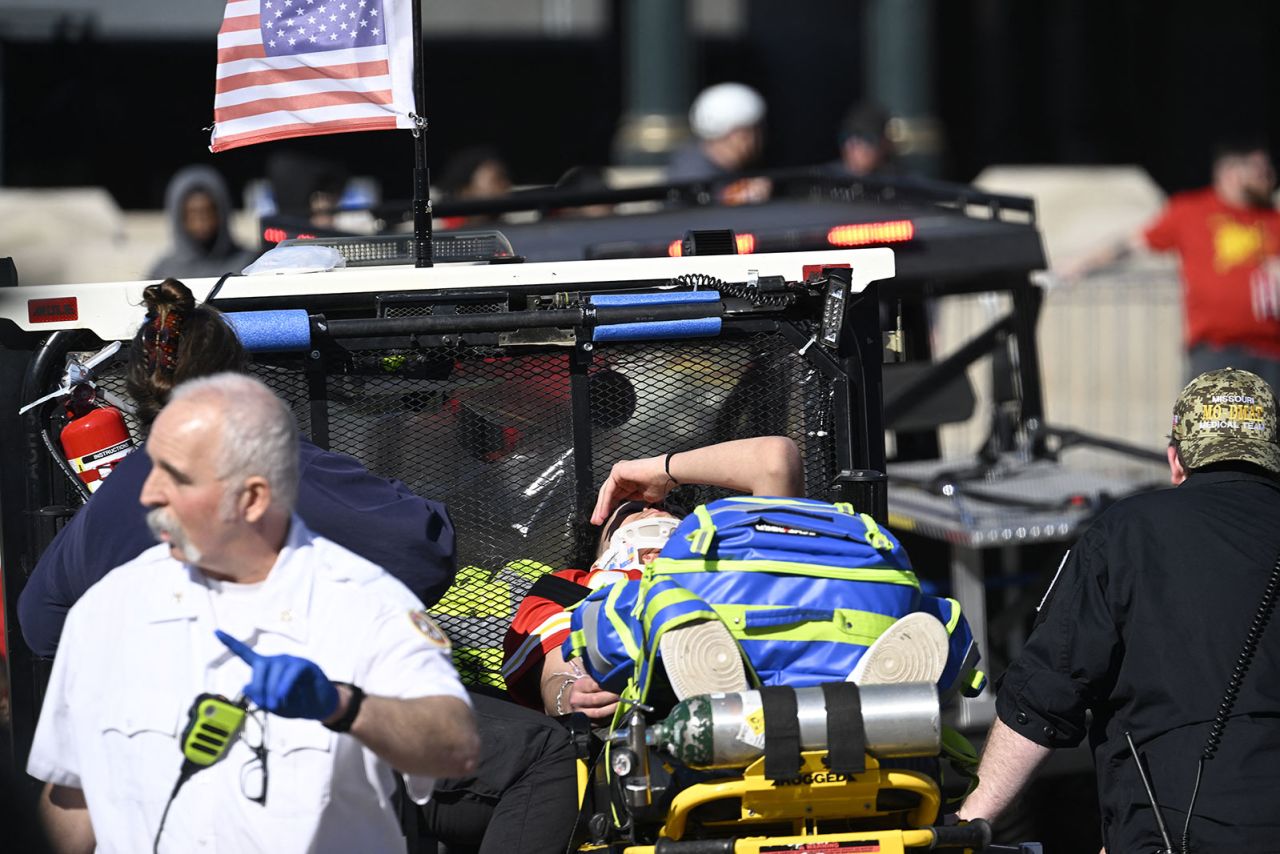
[502,436,986,723]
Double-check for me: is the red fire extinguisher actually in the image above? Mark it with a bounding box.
[61,385,134,493]
[19,342,136,494]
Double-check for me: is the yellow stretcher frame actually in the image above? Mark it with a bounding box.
[580,750,984,854]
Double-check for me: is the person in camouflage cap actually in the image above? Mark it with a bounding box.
[1169,367,1280,478]
[960,366,1280,850]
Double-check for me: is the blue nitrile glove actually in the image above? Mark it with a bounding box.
[216,630,339,720]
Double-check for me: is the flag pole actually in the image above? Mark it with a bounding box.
[411,0,433,267]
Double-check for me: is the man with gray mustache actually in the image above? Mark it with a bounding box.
[27,373,480,853]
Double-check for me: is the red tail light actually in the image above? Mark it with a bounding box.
[826,220,915,247]
[667,239,683,257]
[734,233,756,254]
[263,227,288,244]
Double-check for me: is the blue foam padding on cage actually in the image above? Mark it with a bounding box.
[590,290,721,307]
[225,310,311,352]
[593,317,722,342]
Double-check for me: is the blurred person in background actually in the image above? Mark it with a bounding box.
[439,146,513,202]
[148,165,258,279]
[266,151,350,230]
[1061,137,1280,390]
[437,146,513,228]
[833,101,896,177]
[550,165,614,218]
[667,82,771,205]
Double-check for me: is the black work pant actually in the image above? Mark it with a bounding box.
[422,690,578,854]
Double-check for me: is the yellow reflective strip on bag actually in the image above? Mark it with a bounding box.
[858,512,894,551]
[718,496,817,507]
[604,582,642,663]
[833,501,855,515]
[631,573,654,621]
[712,604,899,646]
[944,597,962,634]
[966,669,986,692]
[688,504,716,555]
[641,586,707,631]
[650,557,920,588]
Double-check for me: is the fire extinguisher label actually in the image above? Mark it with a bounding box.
[71,439,134,472]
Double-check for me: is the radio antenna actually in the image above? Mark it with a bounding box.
[1124,730,1176,854]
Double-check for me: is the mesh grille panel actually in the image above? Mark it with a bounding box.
[69,329,839,688]
[384,305,434,318]
[456,301,505,315]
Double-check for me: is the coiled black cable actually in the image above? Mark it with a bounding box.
[670,273,724,291]
[1179,549,1280,853]
[670,273,797,309]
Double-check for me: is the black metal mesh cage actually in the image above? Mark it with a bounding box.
[82,325,840,688]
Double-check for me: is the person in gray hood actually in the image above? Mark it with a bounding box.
[147,165,258,280]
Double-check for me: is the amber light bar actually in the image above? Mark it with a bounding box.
[826,220,915,247]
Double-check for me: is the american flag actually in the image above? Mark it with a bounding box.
[210,0,415,152]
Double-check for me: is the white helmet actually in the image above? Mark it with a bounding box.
[689,82,766,141]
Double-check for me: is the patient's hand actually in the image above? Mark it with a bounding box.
[563,675,620,720]
[592,456,673,524]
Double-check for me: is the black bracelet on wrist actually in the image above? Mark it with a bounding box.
[664,452,679,485]
[323,683,365,733]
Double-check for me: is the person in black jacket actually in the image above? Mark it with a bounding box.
[18,278,457,657]
[958,368,1280,851]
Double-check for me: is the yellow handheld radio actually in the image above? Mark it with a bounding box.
[179,692,248,767]
[154,693,252,853]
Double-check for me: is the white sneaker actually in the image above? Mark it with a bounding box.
[850,612,949,686]
[659,619,750,700]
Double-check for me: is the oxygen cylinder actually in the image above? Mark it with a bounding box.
[61,406,135,492]
[645,683,940,769]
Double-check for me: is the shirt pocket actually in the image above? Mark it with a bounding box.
[99,694,184,803]
[264,717,335,815]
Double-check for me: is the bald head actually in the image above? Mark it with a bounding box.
[168,372,300,513]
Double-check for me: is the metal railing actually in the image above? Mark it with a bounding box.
[931,259,1182,481]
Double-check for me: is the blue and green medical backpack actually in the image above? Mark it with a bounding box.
[566,496,983,698]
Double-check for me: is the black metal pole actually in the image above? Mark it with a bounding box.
[410,0,433,267]
[315,300,721,339]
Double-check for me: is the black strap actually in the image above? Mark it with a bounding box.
[760,686,802,780]
[203,272,235,305]
[527,574,593,608]
[821,682,866,774]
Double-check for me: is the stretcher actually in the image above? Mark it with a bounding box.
[567,689,1022,854]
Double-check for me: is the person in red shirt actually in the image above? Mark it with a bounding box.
[501,437,804,718]
[1064,138,1280,390]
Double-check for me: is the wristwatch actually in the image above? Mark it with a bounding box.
[323,683,366,733]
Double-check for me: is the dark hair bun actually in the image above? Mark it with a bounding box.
[142,277,196,316]
[127,277,248,428]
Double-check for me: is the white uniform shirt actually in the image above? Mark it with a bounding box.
[28,517,470,854]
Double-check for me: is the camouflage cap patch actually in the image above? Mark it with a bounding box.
[1172,368,1280,474]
